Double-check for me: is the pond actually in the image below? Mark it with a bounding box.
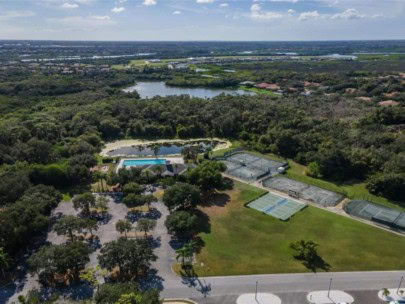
[107,141,221,157]
[122,81,256,99]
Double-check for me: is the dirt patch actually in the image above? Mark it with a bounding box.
[200,189,238,217]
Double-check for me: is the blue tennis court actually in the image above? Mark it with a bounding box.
[248,192,307,221]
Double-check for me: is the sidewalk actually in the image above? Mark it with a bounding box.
[307,290,354,304]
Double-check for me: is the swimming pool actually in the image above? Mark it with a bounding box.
[123,159,166,166]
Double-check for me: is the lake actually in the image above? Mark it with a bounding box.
[122,81,255,98]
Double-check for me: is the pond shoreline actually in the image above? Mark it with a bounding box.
[100,138,232,157]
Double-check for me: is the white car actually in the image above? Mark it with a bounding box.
[389,301,405,304]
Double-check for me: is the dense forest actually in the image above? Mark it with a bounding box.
[0,57,404,278]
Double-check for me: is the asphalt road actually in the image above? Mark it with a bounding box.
[160,270,405,299]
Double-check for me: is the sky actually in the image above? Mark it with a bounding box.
[0,0,404,41]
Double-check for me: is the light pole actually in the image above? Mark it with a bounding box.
[328,278,333,298]
[255,281,258,301]
[398,276,404,294]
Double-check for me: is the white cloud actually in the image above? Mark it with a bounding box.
[251,4,261,11]
[90,15,111,20]
[46,15,115,30]
[269,0,298,2]
[61,3,79,8]
[251,11,283,19]
[250,3,282,20]
[143,0,156,5]
[197,0,215,3]
[111,7,125,13]
[74,0,95,4]
[287,9,295,14]
[173,10,181,14]
[331,8,365,19]
[219,3,229,7]
[298,10,319,21]
[0,11,36,21]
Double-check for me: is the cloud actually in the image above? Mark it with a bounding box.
[250,3,282,20]
[111,7,125,13]
[61,3,79,8]
[172,10,181,14]
[269,0,298,2]
[0,11,36,21]
[298,10,319,21]
[46,15,115,30]
[331,8,365,19]
[251,4,261,11]
[197,0,215,3]
[287,9,295,14]
[251,11,283,19]
[90,15,111,20]
[219,3,229,7]
[143,0,156,5]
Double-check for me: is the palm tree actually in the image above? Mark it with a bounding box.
[176,240,196,266]
[0,248,11,278]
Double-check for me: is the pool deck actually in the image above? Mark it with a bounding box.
[116,157,185,172]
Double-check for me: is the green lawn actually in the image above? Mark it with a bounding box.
[192,180,405,276]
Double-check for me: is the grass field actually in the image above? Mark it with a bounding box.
[190,180,405,276]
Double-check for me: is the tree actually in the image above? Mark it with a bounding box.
[290,240,319,261]
[143,194,157,211]
[123,194,156,209]
[382,288,390,298]
[116,293,143,304]
[176,240,196,266]
[165,211,198,238]
[136,219,156,238]
[187,161,226,191]
[162,183,201,211]
[0,247,11,278]
[28,242,91,284]
[98,238,157,281]
[123,182,144,196]
[84,218,99,237]
[181,146,201,163]
[53,215,87,242]
[72,192,96,216]
[116,220,133,238]
[95,195,109,216]
[94,283,140,304]
[289,240,329,272]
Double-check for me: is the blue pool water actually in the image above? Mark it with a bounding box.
[123,159,166,166]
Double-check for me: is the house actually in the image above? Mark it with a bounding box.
[161,164,186,177]
[255,82,272,89]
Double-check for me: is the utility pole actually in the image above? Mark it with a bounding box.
[398,276,403,294]
[328,278,333,298]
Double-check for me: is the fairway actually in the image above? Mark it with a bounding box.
[194,181,405,276]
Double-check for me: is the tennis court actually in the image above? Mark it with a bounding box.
[345,200,405,233]
[248,192,307,221]
[262,176,343,207]
[222,152,284,182]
